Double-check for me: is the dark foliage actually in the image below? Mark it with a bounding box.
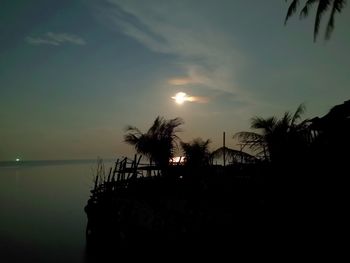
[124,116,183,169]
[285,0,347,40]
[181,138,211,167]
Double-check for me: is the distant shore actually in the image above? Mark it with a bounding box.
[0,158,115,168]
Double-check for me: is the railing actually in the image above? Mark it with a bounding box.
[91,155,165,196]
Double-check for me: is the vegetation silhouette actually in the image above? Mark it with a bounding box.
[82,3,350,260]
[85,99,350,259]
[124,116,183,173]
[285,0,347,40]
[181,138,211,168]
[234,104,310,165]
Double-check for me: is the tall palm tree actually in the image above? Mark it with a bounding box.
[284,0,347,40]
[234,104,310,164]
[181,138,211,167]
[124,116,183,170]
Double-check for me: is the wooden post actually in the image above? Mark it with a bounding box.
[112,159,119,182]
[107,167,112,183]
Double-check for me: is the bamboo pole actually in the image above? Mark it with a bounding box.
[107,167,112,183]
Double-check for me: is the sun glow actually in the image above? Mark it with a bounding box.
[172,92,187,104]
[171,92,208,105]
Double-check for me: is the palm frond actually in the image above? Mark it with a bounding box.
[314,0,332,41]
[285,0,301,24]
[124,125,142,134]
[300,0,318,18]
[148,116,162,136]
[251,116,277,133]
[280,112,292,127]
[291,103,306,125]
[123,133,139,145]
[124,116,183,168]
[181,138,211,166]
[234,131,265,152]
[325,0,346,39]
[234,131,263,142]
[285,0,346,40]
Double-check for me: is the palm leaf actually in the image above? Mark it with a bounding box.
[285,0,301,24]
[325,0,346,39]
[251,116,277,133]
[291,103,306,125]
[300,0,318,18]
[314,0,332,41]
[124,116,183,167]
[124,125,142,134]
[285,0,347,40]
[181,138,211,166]
[234,131,265,152]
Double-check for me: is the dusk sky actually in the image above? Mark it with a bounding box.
[1,0,350,161]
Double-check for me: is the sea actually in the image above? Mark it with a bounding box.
[0,159,115,263]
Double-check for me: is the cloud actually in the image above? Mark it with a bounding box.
[46,32,86,45]
[25,32,86,46]
[168,77,193,86]
[25,36,60,46]
[168,66,211,86]
[95,0,250,100]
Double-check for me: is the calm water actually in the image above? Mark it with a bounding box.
[0,160,114,263]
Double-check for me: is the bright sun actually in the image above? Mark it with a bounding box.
[172,92,187,104]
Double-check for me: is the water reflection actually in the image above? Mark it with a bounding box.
[0,160,112,263]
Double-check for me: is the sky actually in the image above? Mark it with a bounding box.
[1,0,350,161]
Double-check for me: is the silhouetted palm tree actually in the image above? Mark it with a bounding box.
[285,0,347,40]
[234,104,309,163]
[181,138,211,167]
[124,116,183,170]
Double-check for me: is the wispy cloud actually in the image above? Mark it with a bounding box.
[25,32,86,46]
[95,0,250,100]
[26,36,60,46]
[168,66,211,86]
[168,77,194,86]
